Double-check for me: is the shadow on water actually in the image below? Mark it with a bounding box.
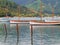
[3,23,20,45]
[0,23,60,45]
[4,24,8,42]
[16,34,19,45]
[16,24,19,45]
[55,24,60,26]
[30,25,33,45]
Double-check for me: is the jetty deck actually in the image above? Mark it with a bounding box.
[0,17,60,25]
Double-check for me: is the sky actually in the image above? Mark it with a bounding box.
[8,0,60,13]
[9,0,60,6]
[12,0,35,5]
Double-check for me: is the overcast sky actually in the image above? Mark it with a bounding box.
[12,0,35,5]
[9,0,60,6]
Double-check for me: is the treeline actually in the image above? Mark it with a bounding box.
[0,0,40,17]
[0,0,18,17]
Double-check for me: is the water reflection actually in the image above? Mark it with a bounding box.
[4,24,8,42]
[33,26,60,45]
[0,23,60,45]
[16,24,19,45]
[30,25,33,45]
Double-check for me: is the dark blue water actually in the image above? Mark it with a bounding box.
[0,23,60,45]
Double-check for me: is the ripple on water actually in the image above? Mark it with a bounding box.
[0,24,60,45]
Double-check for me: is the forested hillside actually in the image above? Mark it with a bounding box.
[0,0,38,17]
[0,0,60,17]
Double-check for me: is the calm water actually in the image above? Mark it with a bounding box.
[0,23,60,45]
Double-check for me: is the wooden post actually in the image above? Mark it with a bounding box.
[30,25,33,45]
[40,0,43,21]
[17,6,20,22]
[4,24,7,42]
[16,24,19,45]
[17,6,20,17]
[52,6,54,17]
[5,6,9,17]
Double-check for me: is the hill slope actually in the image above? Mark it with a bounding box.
[26,0,60,14]
[0,0,39,17]
[0,0,60,17]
